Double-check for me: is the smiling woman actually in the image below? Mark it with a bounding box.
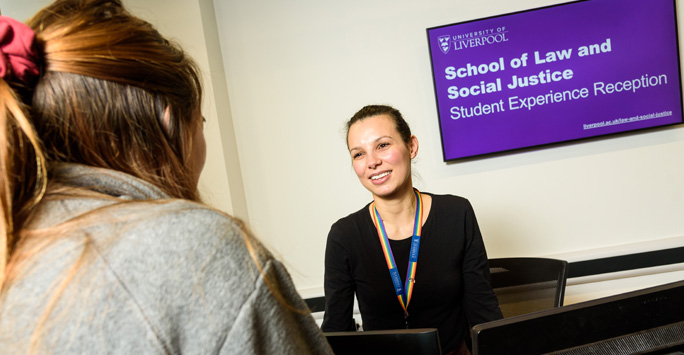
[322,104,503,355]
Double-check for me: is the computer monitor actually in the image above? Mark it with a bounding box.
[324,328,442,355]
[471,280,684,354]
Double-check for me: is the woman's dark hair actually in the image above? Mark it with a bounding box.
[346,105,412,147]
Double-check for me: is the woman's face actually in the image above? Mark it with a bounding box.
[188,115,207,187]
[347,114,418,199]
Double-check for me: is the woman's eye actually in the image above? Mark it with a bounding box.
[379,142,389,149]
[352,152,363,159]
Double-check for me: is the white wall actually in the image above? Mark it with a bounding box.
[4,0,684,303]
[212,0,684,293]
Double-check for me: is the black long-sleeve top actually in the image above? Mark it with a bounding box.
[322,193,503,353]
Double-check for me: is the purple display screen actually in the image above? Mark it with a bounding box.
[427,0,683,161]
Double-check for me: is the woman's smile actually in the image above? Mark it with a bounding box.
[370,170,392,184]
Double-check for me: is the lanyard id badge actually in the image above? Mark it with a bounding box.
[370,188,423,324]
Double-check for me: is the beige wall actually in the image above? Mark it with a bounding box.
[211,0,684,293]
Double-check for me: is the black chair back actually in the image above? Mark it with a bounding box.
[489,257,569,318]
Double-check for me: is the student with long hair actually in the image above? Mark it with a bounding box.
[322,105,502,355]
[0,0,332,353]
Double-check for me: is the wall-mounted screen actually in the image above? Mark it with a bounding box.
[427,0,683,162]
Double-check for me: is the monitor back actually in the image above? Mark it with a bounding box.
[324,328,441,355]
[472,280,684,355]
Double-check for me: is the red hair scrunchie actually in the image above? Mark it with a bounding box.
[0,15,40,88]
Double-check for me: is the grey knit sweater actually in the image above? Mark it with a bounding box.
[0,164,332,354]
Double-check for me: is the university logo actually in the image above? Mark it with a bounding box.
[438,35,451,54]
[452,27,509,51]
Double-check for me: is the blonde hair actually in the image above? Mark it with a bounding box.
[0,80,47,281]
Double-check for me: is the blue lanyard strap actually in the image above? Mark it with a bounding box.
[370,189,423,318]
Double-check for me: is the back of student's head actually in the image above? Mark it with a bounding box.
[28,0,203,200]
[0,0,204,278]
